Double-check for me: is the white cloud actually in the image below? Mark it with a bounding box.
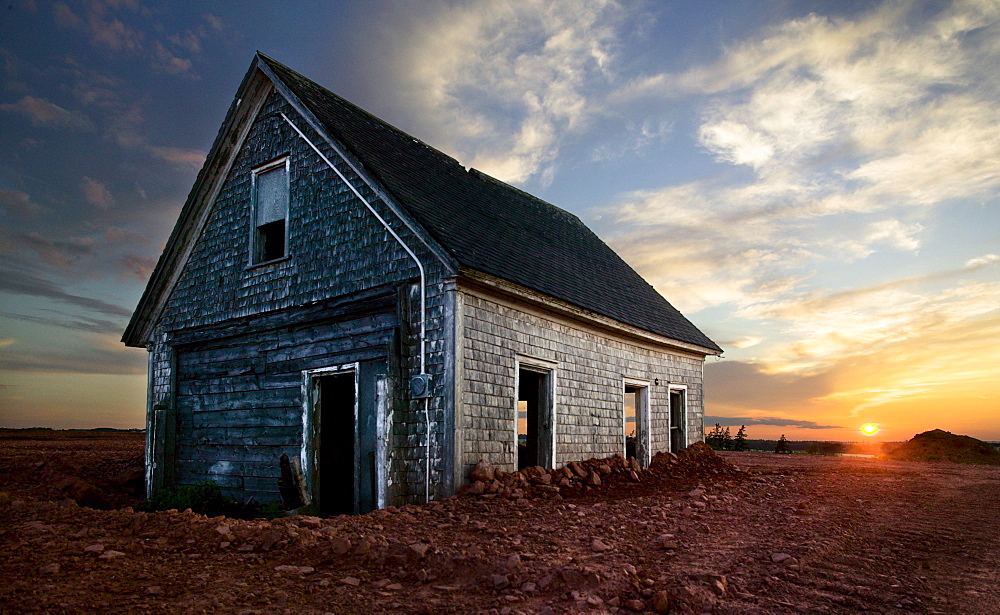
[965,254,1000,269]
[607,0,1000,318]
[397,0,631,183]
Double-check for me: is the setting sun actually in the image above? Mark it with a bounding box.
[861,423,880,436]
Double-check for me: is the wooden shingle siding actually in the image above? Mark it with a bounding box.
[148,92,452,505]
[457,287,705,476]
[171,309,395,501]
[157,92,435,332]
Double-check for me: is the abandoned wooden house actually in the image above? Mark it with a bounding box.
[123,53,722,514]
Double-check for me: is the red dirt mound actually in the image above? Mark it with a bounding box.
[885,429,1000,465]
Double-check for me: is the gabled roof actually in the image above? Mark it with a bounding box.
[259,55,720,354]
[124,53,721,354]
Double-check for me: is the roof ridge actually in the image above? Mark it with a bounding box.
[257,52,465,171]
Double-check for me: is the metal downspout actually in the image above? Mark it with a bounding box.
[281,113,433,504]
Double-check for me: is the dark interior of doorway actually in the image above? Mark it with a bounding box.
[319,372,355,516]
[669,388,684,453]
[518,369,542,470]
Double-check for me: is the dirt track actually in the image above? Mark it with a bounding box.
[2,435,999,613]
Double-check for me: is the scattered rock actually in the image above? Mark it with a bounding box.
[340,577,361,586]
[470,460,495,482]
[771,552,794,563]
[491,574,510,589]
[591,538,612,552]
[505,554,522,571]
[99,550,126,559]
[625,598,646,612]
[38,563,60,574]
[408,543,430,560]
[54,476,109,509]
[652,590,673,613]
[329,536,352,555]
[84,544,105,553]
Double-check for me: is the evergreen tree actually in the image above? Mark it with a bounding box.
[774,434,792,454]
[733,425,748,451]
[706,423,725,449]
[722,426,733,451]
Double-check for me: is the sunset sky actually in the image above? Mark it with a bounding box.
[1,0,998,442]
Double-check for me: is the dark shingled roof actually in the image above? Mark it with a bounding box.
[261,54,721,353]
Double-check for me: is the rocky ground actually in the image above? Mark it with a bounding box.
[2,433,999,614]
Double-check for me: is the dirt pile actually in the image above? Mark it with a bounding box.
[459,441,744,501]
[885,429,1000,465]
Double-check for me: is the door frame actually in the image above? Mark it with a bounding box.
[301,363,358,510]
[668,383,688,453]
[514,355,558,470]
[623,377,651,467]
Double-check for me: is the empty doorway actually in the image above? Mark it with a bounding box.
[517,362,554,470]
[623,379,650,466]
[316,371,355,516]
[669,387,686,453]
[305,362,384,516]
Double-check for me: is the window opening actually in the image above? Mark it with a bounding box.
[252,160,288,264]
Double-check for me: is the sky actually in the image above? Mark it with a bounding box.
[1,0,998,442]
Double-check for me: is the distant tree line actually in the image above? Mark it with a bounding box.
[705,424,748,451]
[704,427,903,456]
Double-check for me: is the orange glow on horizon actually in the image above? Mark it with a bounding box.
[861,423,880,436]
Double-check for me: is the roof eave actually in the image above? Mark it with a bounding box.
[456,269,723,358]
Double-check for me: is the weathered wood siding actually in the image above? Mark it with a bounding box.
[147,89,451,505]
[455,286,706,477]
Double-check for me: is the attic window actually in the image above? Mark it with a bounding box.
[251,158,289,264]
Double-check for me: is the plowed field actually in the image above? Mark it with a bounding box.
[2,434,998,613]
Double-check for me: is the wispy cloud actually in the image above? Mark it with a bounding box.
[0,96,94,131]
[1,232,94,269]
[144,145,205,169]
[0,270,131,318]
[53,0,145,53]
[152,41,193,76]
[0,189,44,219]
[81,176,115,210]
[705,416,841,429]
[119,253,156,280]
[744,265,1000,374]
[1,310,123,335]
[0,333,144,375]
[608,0,1000,316]
[398,0,632,184]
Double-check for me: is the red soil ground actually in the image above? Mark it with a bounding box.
[2,432,999,613]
